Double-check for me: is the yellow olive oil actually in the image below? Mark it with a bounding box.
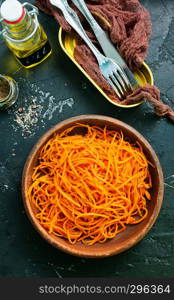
[4,24,52,68]
[0,1,52,68]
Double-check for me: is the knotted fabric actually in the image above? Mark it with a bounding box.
[36,0,174,123]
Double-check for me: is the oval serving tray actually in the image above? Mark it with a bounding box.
[58,25,153,108]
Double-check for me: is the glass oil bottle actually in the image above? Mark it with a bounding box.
[0,0,52,68]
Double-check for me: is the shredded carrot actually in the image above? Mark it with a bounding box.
[28,124,153,245]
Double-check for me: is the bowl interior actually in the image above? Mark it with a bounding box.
[22,115,164,258]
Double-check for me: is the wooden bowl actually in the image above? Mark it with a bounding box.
[22,115,164,258]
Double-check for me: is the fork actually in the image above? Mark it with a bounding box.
[50,0,131,99]
[71,0,138,88]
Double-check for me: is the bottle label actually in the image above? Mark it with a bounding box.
[16,41,51,67]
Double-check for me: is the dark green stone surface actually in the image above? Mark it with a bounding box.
[0,0,174,278]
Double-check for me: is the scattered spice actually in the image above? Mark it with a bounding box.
[18,107,24,113]
[14,102,42,134]
[8,79,75,138]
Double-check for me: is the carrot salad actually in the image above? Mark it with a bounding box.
[28,124,152,245]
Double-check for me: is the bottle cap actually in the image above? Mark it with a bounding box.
[0,0,24,23]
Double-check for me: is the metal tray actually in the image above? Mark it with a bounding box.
[58,27,153,108]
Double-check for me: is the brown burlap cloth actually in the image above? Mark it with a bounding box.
[36,0,174,123]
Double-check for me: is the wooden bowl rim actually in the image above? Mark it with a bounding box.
[22,115,164,258]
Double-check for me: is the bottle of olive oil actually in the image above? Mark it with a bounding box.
[0,0,52,68]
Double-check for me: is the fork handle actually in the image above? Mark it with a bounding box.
[71,0,138,88]
[50,0,105,65]
[71,0,102,34]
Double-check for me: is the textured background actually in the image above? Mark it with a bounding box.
[0,0,174,277]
